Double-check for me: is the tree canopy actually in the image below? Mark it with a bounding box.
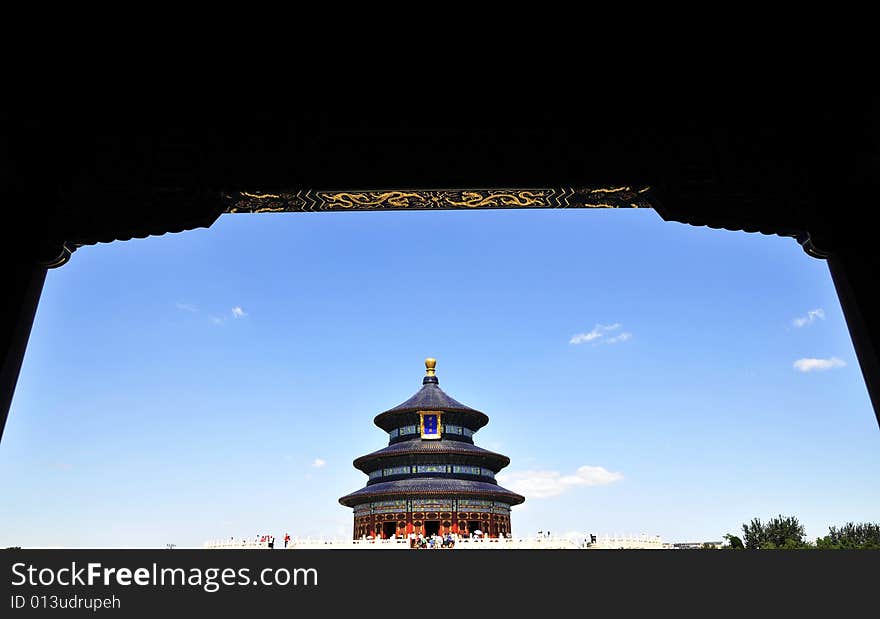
[723,533,744,549]
[727,516,880,549]
[742,515,806,549]
[815,522,880,549]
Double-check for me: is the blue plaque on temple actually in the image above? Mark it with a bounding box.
[420,411,442,439]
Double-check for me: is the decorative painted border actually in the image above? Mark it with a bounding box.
[390,424,473,439]
[223,187,653,213]
[368,464,496,480]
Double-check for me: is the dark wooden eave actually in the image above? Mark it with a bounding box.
[3,95,879,437]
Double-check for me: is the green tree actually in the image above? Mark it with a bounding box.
[817,522,880,549]
[742,518,766,549]
[723,534,744,549]
[741,515,806,549]
[763,515,806,548]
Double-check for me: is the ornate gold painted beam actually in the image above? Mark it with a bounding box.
[222,187,653,213]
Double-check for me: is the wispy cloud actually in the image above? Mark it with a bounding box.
[312,458,326,468]
[208,307,247,325]
[176,302,249,325]
[497,465,624,499]
[570,323,632,346]
[570,323,619,344]
[793,308,825,328]
[793,357,846,372]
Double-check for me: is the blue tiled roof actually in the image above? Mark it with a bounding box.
[381,380,480,414]
[374,377,490,429]
[338,478,525,507]
[353,439,509,470]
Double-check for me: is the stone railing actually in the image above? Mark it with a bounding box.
[205,536,585,550]
[587,534,669,549]
[204,539,273,549]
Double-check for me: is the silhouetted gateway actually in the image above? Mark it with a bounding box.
[339,359,524,539]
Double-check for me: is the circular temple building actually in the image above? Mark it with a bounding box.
[339,359,525,539]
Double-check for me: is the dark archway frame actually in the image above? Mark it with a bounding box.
[4,186,876,436]
[3,102,879,441]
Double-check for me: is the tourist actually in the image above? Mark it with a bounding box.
[269,535,275,549]
[284,532,290,548]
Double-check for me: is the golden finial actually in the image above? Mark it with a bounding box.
[425,358,437,376]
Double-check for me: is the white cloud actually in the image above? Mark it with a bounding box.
[175,302,198,313]
[569,323,619,344]
[570,323,631,345]
[231,306,247,318]
[312,458,326,468]
[497,465,623,499]
[793,357,846,372]
[210,316,225,325]
[793,308,825,328]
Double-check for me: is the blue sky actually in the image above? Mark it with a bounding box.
[1,208,876,548]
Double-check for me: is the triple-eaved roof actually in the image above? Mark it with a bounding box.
[373,361,489,429]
